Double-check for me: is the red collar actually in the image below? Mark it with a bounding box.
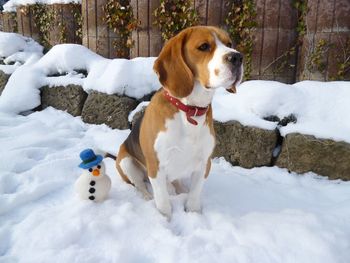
[163,90,208,125]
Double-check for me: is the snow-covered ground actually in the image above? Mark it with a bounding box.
[0,31,349,262]
[1,107,349,263]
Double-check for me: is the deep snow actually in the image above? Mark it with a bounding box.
[213,80,350,143]
[0,32,43,74]
[0,108,349,263]
[0,44,159,113]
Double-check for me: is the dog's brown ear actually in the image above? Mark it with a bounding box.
[153,30,194,98]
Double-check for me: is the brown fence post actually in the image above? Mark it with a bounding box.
[48,4,82,46]
[82,0,130,58]
[1,12,18,32]
[130,0,163,58]
[16,5,40,42]
[194,0,228,27]
[298,0,350,81]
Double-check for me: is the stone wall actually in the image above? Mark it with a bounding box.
[213,121,278,168]
[41,85,88,116]
[276,133,350,180]
[81,91,138,130]
[0,73,349,181]
[0,70,10,95]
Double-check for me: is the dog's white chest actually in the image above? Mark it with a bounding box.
[154,112,215,181]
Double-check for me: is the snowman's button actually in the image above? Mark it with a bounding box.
[89,188,95,194]
[90,181,96,186]
[89,196,95,200]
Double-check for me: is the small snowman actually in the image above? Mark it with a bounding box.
[75,149,111,202]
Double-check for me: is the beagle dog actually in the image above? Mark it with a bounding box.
[116,26,243,218]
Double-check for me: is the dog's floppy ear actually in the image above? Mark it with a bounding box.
[153,30,194,98]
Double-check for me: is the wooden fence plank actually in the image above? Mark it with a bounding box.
[48,4,82,47]
[82,0,130,58]
[87,0,96,38]
[195,0,208,25]
[130,0,162,58]
[1,12,17,32]
[130,0,139,57]
[137,0,149,57]
[207,0,221,26]
[251,0,298,83]
[16,6,40,42]
[149,0,162,56]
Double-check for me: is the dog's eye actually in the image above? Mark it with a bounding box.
[97,165,101,169]
[226,42,232,48]
[89,168,93,172]
[198,43,210,51]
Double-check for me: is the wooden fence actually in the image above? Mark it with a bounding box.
[82,0,129,58]
[124,0,349,82]
[130,0,162,58]
[47,4,82,47]
[298,0,350,81]
[1,4,81,49]
[129,0,300,82]
[1,0,349,82]
[16,5,40,42]
[0,12,17,33]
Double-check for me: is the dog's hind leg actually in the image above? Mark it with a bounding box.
[116,144,152,200]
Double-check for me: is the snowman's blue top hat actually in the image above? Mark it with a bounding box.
[79,149,103,169]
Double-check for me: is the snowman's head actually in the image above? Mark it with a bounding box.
[83,162,106,179]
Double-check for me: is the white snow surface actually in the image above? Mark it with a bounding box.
[0,107,349,263]
[0,44,160,113]
[213,80,350,143]
[3,0,81,12]
[0,31,43,74]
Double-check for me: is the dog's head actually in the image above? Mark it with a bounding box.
[153,26,243,98]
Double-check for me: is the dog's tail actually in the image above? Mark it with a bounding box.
[104,152,117,160]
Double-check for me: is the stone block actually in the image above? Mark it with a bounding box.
[276,133,350,180]
[0,70,10,95]
[213,120,278,168]
[41,85,88,116]
[82,91,138,129]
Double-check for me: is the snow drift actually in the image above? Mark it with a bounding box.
[0,44,160,113]
[0,31,43,74]
[0,108,349,263]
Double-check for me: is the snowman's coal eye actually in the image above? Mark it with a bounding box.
[89,168,93,172]
[97,165,101,169]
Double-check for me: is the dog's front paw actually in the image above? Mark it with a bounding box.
[185,198,202,213]
[157,201,172,219]
[141,190,153,201]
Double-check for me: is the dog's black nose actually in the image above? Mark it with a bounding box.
[226,52,243,67]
